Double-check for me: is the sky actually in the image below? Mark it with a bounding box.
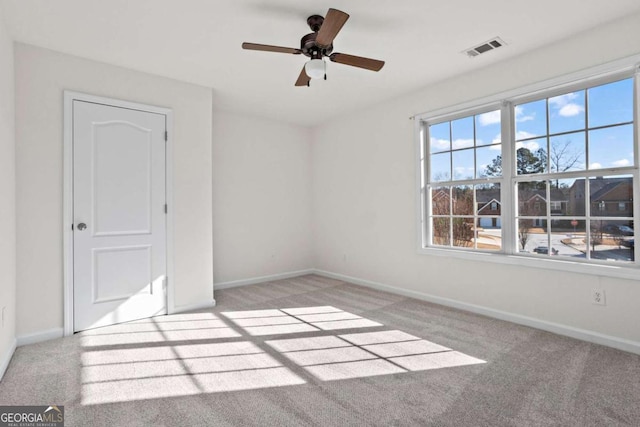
[429,77,634,182]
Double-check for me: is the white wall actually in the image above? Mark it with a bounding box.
[15,44,213,337]
[0,7,16,378]
[312,12,640,345]
[212,111,313,284]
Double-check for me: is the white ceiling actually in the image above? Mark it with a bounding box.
[3,0,640,126]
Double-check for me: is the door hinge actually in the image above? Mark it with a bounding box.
[164,131,168,142]
[71,223,74,230]
[164,204,168,214]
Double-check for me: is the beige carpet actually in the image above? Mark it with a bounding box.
[1,274,639,426]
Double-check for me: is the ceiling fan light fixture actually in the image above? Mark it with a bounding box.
[304,59,325,79]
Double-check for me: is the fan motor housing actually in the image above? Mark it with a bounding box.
[300,33,333,58]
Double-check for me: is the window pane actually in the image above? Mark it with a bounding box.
[590,219,634,262]
[589,175,633,217]
[518,219,549,254]
[549,90,586,135]
[588,124,634,170]
[431,217,451,246]
[476,145,501,178]
[515,100,547,139]
[517,181,546,216]
[431,186,450,215]
[451,116,474,149]
[588,78,633,128]
[452,217,474,248]
[430,152,450,182]
[475,110,501,146]
[452,185,474,215]
[550,179,576,217]
[549,132,585,172]
[477,221,501,251]
[429,122,450,154]
[551,220,586,260]
[518,218,539,252]
[515,142,547,175]
[476,183,501,215]
[452,149,474,180]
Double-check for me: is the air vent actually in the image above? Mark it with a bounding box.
[463,37,506,58]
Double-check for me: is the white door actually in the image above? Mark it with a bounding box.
[73,100,167,332]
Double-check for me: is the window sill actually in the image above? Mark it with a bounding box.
[417,246,640,281]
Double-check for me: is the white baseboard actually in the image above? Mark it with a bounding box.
[0,339,17,381]
[215,269,315,290]
[313,269,640,356]
[173,299,216,314]
[16,328,64,347]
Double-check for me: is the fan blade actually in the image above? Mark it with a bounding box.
[316,9,349,47]
[242,42,301,55]
[295,66,310,87]
[329,53,385,71]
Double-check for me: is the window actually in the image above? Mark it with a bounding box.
[428,109,502,250]
[420,73,637,269]
[550,201,562,212]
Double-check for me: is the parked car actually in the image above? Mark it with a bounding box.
[621,239,635,249]
[533,246,559,255]
[604,224,634,236]
[618,225,634,236]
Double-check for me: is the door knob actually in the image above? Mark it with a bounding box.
[77,223,87,231]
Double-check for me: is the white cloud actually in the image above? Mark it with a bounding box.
[558,103,584,117]
[430,137,449,150]
[515,106,535,123]
[548,92,584,117]
[590,162,603,169]
[515,130,536,140]
[454,166,474,179]
[612,159,631,167]
[515,140,541,151]
[549,92,578,107]
[452,138,474,150]
[478,110,500,126]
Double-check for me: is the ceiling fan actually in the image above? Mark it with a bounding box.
[242,8,385,87]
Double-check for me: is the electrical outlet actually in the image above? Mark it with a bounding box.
[592,289,606,306]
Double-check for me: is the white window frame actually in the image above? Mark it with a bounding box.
[423,105,504,252]
[415,58,640,281]
[550,201,562,211]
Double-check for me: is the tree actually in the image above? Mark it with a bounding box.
[590,220,604,254]
[431,187,475,247]
[518,219,534,251]
[549,140,582,188]
[484,147,546,177]
[549,140,581,174]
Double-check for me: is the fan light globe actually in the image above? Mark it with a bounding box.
[305,59,325,79]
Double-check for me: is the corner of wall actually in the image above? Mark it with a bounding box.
[0,5,17,380]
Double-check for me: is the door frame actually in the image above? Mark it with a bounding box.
[63,91,175,336]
